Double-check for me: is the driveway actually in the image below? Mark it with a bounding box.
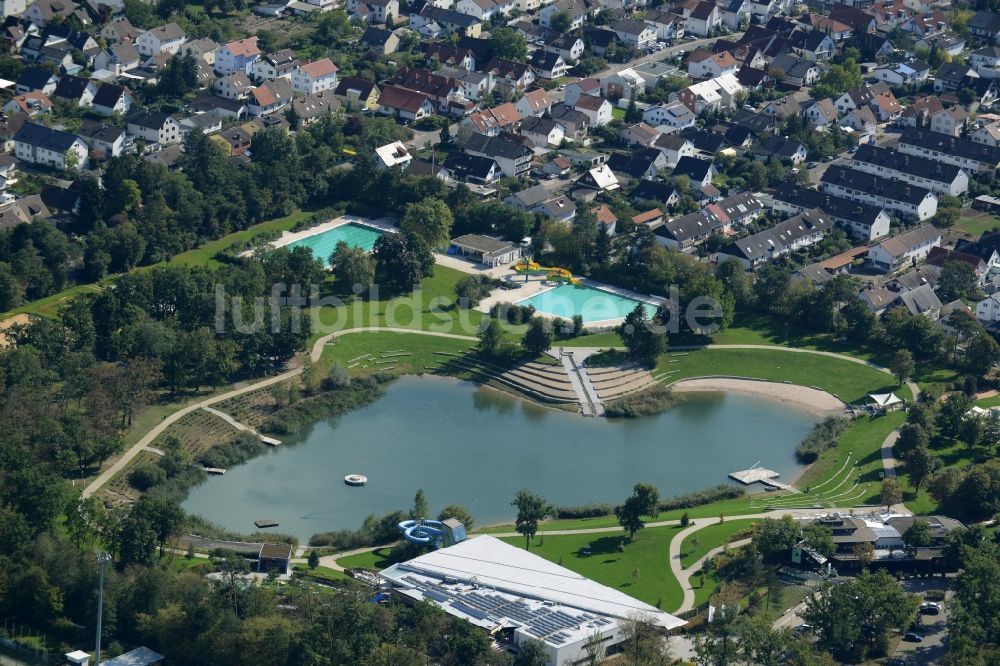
[890,580,952,665]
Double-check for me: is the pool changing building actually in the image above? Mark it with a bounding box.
[379,535,685,665]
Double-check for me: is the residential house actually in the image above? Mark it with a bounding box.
[674,0,723,37]
[520,116,564,147]
[288,91,340,124]
[719,0,751,29]
[578,164,620,192]
[334,77,380,111]
[654,211,724,250]
[485,58,534,92]
[821,165,938,220]
[601,68,645,100]
[632,179,679,208]
[211,127,251,157]
[544,34,585,61]
[83,124,126,159]
[614,19,657,49]
[94,42,141,73]
[255,49,298,82]
[374,140,412,169]
[214,73,253,100]
[851,144,968,197]
[788,29,836,60]
[933,62,976,93]
[870,88,902,122]
[675,73,742,113]
[563,78,601,106]
[620,122,661,148]
[968,10,1000,45]
[866,223,941,272]
[101,17,139,45]
[767,54,820,87]
[411,6,482,38]
[25,0,75,27]
[805,98,838,127]
[348,0,398,22]
[607,147,667,180]
[443,153,499,183]
[672,155,715,187]
[527,51,567,81]
[182,37,219,65]
[971,46,1000,78]
[771,183,891,240]
[751,135,807,164]
[424,44,476,71]
[897,127,1000,174]
[834,83,876,115]
[540,0,587,30]
[914,32,964,56]
[798,13,853,40]
[687,49,739,79]
[392,68,461,111]
[899,95,944,127]
[292,58,338,95]
[873,59,931,86]
[52,75,96,107]
[464,133,532,177]
[136,23,185,57]
[455,0,508,20]
[463,103,520,135]
[15,67,57,95]
[551,104,590,140]
[215,37,261,76]
[929,106,968,137]
[976,293,1000,322]
[573,94,613,126]
[2,92,52,117]
[841,106,878,135]
[91,83,132,116]
[973,121,1000,146]
[248,79,292,116]
[763,91,809,121]
[583,28,620,56]
[515,89,552,118]
[643,100,697,132]
[125,108,180,145]
[719,209,834,268]
[14,122,87,169]
[654,134,696,167]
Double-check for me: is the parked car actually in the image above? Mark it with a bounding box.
[903,632,924,642]
[806,161,818,168]
[920,602,941,615]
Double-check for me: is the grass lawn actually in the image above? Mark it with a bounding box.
[956,211,1000,237]
[977,394,1000,408]
[337,547,395,571]
[500,526,686,611]
[611,107,626,120]
[320,331,476,375]
[658,347,909,404]
[561,331,624,347]
[896,436,981,515]
[679,519,758,569]
[309,265,485,344]
[293,563,350,581]
[794,412,904,502]
[166,209,312,268]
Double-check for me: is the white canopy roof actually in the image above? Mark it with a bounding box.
[869,392,902,407]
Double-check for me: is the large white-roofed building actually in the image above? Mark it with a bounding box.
[380,535,685,665]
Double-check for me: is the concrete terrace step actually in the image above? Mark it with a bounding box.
[591,371,653,392]
[598,376,657,400]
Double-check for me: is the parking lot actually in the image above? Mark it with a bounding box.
[890,579,953,665]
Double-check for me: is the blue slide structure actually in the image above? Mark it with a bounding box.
[398,519,446,547]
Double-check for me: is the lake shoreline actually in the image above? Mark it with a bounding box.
[670,378,845,418]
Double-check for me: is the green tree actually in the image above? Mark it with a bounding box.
[881,477,902,509]
[895,422,929,458]
[802,523,835,558]
[477,318,503,356]
[903,519,933,548]
[411,488,429,520]
[615,483,661,539]
[804,569,918,661]
[329,240,375,293]
[938,260,978,301]
[937,393,975,439]
[904,443,936,492]
[512,489,551,549]
[984,411,1000,450]
[437,504,475,531]
[522,316,554,356]
[549,10,572,33]
[488,27,528,62]
[752,515,802,561]
[308,549,320,569]
[890,349,915,386]
[400,197,454,249]
[619,303,665,365]
[513,639,548,666]
[373,232,422,290]
[959,415,985,449]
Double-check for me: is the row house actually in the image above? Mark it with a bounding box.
[867,224,941,273]
[410,6,482,38]
[897,127,1000,174]
[771,183,891,241]
[14,122,88,169]
[850,144,968,197]
[719,209,834,268]
[820,165,938,221]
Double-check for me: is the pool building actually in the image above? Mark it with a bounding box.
[380,535,684,666]
[450,234,523,267]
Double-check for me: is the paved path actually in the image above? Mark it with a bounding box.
[558,348,598,416]
[882,429,899,479]
[203,405,281,445]
[83,327,478,498]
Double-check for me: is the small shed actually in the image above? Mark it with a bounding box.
[100,647,165,666]
[258,543,293,575]
[449,234,522,267]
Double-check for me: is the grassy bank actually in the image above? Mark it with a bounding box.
[679,519,758,569]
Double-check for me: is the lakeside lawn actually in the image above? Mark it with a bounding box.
[658,347,910,404]
[500,527,686,611]
[679,519,758,569]
[320,331,476,375]
[337,547,395,571]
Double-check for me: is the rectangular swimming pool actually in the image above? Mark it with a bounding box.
[285,222,384,262]
[515,283,657,324]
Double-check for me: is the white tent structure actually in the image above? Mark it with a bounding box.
[868,392,903,410]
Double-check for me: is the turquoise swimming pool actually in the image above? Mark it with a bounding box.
[515,283,657,323]
[285,222,384,262]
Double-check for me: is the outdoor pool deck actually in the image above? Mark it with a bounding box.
[270,216,395,261]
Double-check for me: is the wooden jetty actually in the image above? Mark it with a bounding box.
[730,465,800,493]
[202,467,226,475]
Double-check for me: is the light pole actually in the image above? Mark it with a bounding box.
[95,551,111,665]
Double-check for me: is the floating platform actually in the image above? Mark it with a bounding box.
[345,474,368,486]
[255,519,279,528]
[202,467,226,475]
[260,436,281,446]
[730,467,799,493]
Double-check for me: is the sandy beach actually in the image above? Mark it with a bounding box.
[671,378,845,416]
